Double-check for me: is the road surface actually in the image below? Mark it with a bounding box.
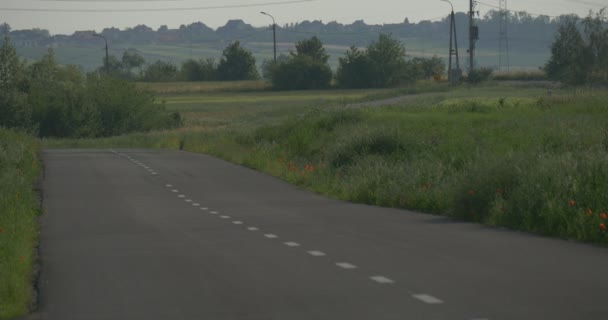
[32,149,608,319]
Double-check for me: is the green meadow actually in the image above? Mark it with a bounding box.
[44,81,608,245]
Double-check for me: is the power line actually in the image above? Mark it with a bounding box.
[475,1,563,18]
[564,0,608,8]
[0,0,315,12]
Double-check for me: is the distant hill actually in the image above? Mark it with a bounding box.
[0,11,569,71]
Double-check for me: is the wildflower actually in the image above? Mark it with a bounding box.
[496,188,504,195]
[600,223,607,232]
[422,182,430,191]
[586,209,593,216]
[468,190,476,196]
[569,199,575,207]
[289,165,297,172]
[0,227,4,233]
[600,213,608,220]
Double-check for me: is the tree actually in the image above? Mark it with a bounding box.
[0,37,30,129]
[366,33,408,87]
[181,58,216,81]
[121,51,145,75]
[142,60,178,82]
[272,55,332,90]
[0,23,10,37]
[216,41,259,81]
[336,46,373,88]
[293,36,329,63]
[544,18,587,84]
[0,37,25,90]
[337,34,414,89]
[544,10,607,85]
[271,36,332,90]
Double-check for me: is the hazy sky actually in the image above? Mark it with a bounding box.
[0,0,604,34]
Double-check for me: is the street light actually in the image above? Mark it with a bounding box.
[92,32,109,74]
[441,0,461,84]
[260,11,277,62]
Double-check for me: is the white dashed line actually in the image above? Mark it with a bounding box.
[264,234,278,239]
[210,211,218,214]
[192,203,200,206]
[172,189,179,193]
[284,242,300,247]
[370,276,395,284]
[232,221,244,225]
[165,184,173,188]
[151,172,157,175]
[247,227,259,231]
[185,199,192,202]
[200,207,209,211]
[220,215,231,219]
[307,251,326,257]
[178,195,185,198]
[336,262,357,269]
[412,294,443,304]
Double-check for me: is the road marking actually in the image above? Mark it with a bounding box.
[264,234,278,239]
[210,211,218,214]
[178,195,185,198]
[201,207,209,210]
[165,184,173,188]
[232,221,244,225]
[412,294,443,304]
[151,172,157,175]
[220,215,231,219]
[307,251,326,257]
[172,189,179,193]
[370,276,395,284]
[336,262,357,269]
[185,199,192,202]
[192,203,200,206]
[284,242,300,247]
[247,227,259,231]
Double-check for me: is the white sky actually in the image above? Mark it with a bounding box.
[0,0,604,34]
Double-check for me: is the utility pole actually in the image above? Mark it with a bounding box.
[499,0,510,71]
[468,0,478,72]
[92,32,109,74]
[261,11,277,62]
[442,0,461,84]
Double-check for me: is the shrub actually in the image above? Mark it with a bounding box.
[467,67,494,84]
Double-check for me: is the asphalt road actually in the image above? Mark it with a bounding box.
[32,149,608,320]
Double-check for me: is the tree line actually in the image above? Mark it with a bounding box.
[0,38,182,138]
[106,33,446,89]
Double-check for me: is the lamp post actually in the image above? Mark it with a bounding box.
[260,11,276,62]
[92,32,109,74]
[441,0,461,84]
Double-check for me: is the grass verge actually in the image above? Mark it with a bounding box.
[0,129,41,319]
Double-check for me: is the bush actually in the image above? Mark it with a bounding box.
[0,41,182,138]
[271,56,332,90]
[467,67,493,84]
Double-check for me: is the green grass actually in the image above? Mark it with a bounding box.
[0,129,41,319]
[43,82,608,244]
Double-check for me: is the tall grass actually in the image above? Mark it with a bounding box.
[201,91,608,244]
[44,85,608,244]
[0,129,41,319]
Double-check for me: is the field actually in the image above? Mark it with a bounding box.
[43,80,608,246]
[0,129,41,319]
[17,39,549,72]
